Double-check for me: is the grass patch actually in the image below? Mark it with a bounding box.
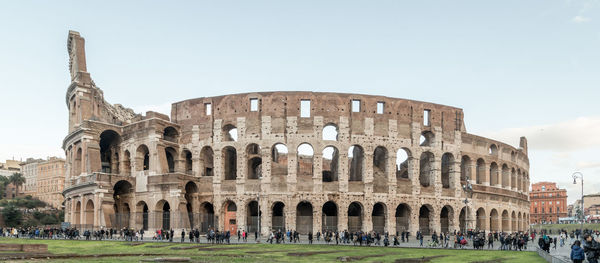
[0,238,545,262]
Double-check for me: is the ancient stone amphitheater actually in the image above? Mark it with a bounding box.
[63,31,530,236]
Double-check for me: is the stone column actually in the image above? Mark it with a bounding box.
[313,203,322,235]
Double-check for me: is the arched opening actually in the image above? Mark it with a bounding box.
[476,159,485,184]
[460,156,471,182]
[85,200,94,228]
[182,150,193,175]
[501,164,509,188]
[348,202,363,232]
[395,204,410,234]
[511,211,517,232]
[223,201,237,234]
[100,130,121,174]
[123,150,131,176]
[223,146,237,180]
[373,147,388,193]
[489,144,498,155]
[74,148,83,176]
[441,153,454,189]
[272,202,285,231]
[246,144,262,179]
[271,143,288,176]
[511,168,516,189]
[420,131,434,146]
[322,201,338,231]
[246,201,261,234]
[136,145,150,171]
[136,201,149,231]
[517,212,522,232]
[419,152,434,187]
[185,181,198,228]
[165,147,177,173]
[162,201,170,230]
[163,126,179,143]
[74,201,81,225]
[490,209,499,232]
[372,203,386,233]
[322,146,339,182]
[419,205,432,235]
[440,206,453,233]
[200,202,215,233]
[348,145,364,181]
[296,201,313,234]
[222,124,238,142]
[113,180,133,229]
[297,143,314,176]
[502,210,509,232]
[489,162,499,186]
[396,148,410,179]
[476,208,486,231]
[200,146,214,176]
[322,124,338,141]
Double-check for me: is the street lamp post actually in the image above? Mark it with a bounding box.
[462,176,474,232]
[572,172,584,238]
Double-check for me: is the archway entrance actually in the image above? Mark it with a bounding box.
[223,201,237,234]
[440,206,452,233]
[296,201,313,234]
[322,201,338,232]
[272,202,285,231]
[372,203,386,233]
[247,201,260,234]
[162,202,170,230]
[419,205,431,235]
[348,202,362,232]
[395,204,410,235]
[200,202,215,233]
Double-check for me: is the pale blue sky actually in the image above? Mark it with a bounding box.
[1,1,599,203]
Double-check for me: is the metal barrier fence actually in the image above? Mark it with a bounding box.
[536,248,570,263]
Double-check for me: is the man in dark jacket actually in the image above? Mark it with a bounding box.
[583,234,600,263]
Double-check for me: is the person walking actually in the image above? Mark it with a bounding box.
[308,232,313,244]
[571,240,585,263]
[583,234,600,263]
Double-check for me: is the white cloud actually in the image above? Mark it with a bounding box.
[573,15,591,23]
[481,116,600,152]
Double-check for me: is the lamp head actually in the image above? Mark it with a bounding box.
[573,179,577,184]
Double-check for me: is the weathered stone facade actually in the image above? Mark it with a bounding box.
[62,31,530,236]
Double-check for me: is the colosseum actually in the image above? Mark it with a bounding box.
[62,31,531,237]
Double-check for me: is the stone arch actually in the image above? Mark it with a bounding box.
[459,206,467,232]
[271,143,289,176]
[136,201,149,231]
[223,200,237,234]
[460,155,471,182]
[501,164,509,188]
[348,145,364,181]
[122,150,131,176]
[322,146,339,182]
[476,207,486,231]
[440,205,454,233]
[511,168,516,189]
[476,159,485,184]
[136,144,150,171]
[395,203,411,234]
[441,153,454,189]
[85,199,94,227]
[74,200,81,225]
[489,162,499,186]
[163,126,179,143]
[490,208,499,232]
[372,202,387,233]
[396,148,411,179]
[501,210,509,232]
[99,130,121,174]
[222,124,238,142]
[272,201,285,231]
[517,212,522,232]
[322,123,338,141]
[322,201,338,231]
[246,143,262,179]
[297,143,314,176]
[113,180,133,228]
[418,204,433,235]
[222,146,237,180]
[347,201,363,232]
[296,201,313,234]
[489,144,498,155]
[74,147,83,176]
[181,149,193,174]
[184,181,198,228]
[165,147,178,173]
[199,202,215,233]
[246,200,261,233]
[511,211,517,232]
[373,146,388,193]
[419,152,434,187]
[200,146,214,176]
[155,200,171,230]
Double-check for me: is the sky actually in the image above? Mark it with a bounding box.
[0,1,599,203]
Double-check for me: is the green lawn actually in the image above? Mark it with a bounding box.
[0,238,545,263]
